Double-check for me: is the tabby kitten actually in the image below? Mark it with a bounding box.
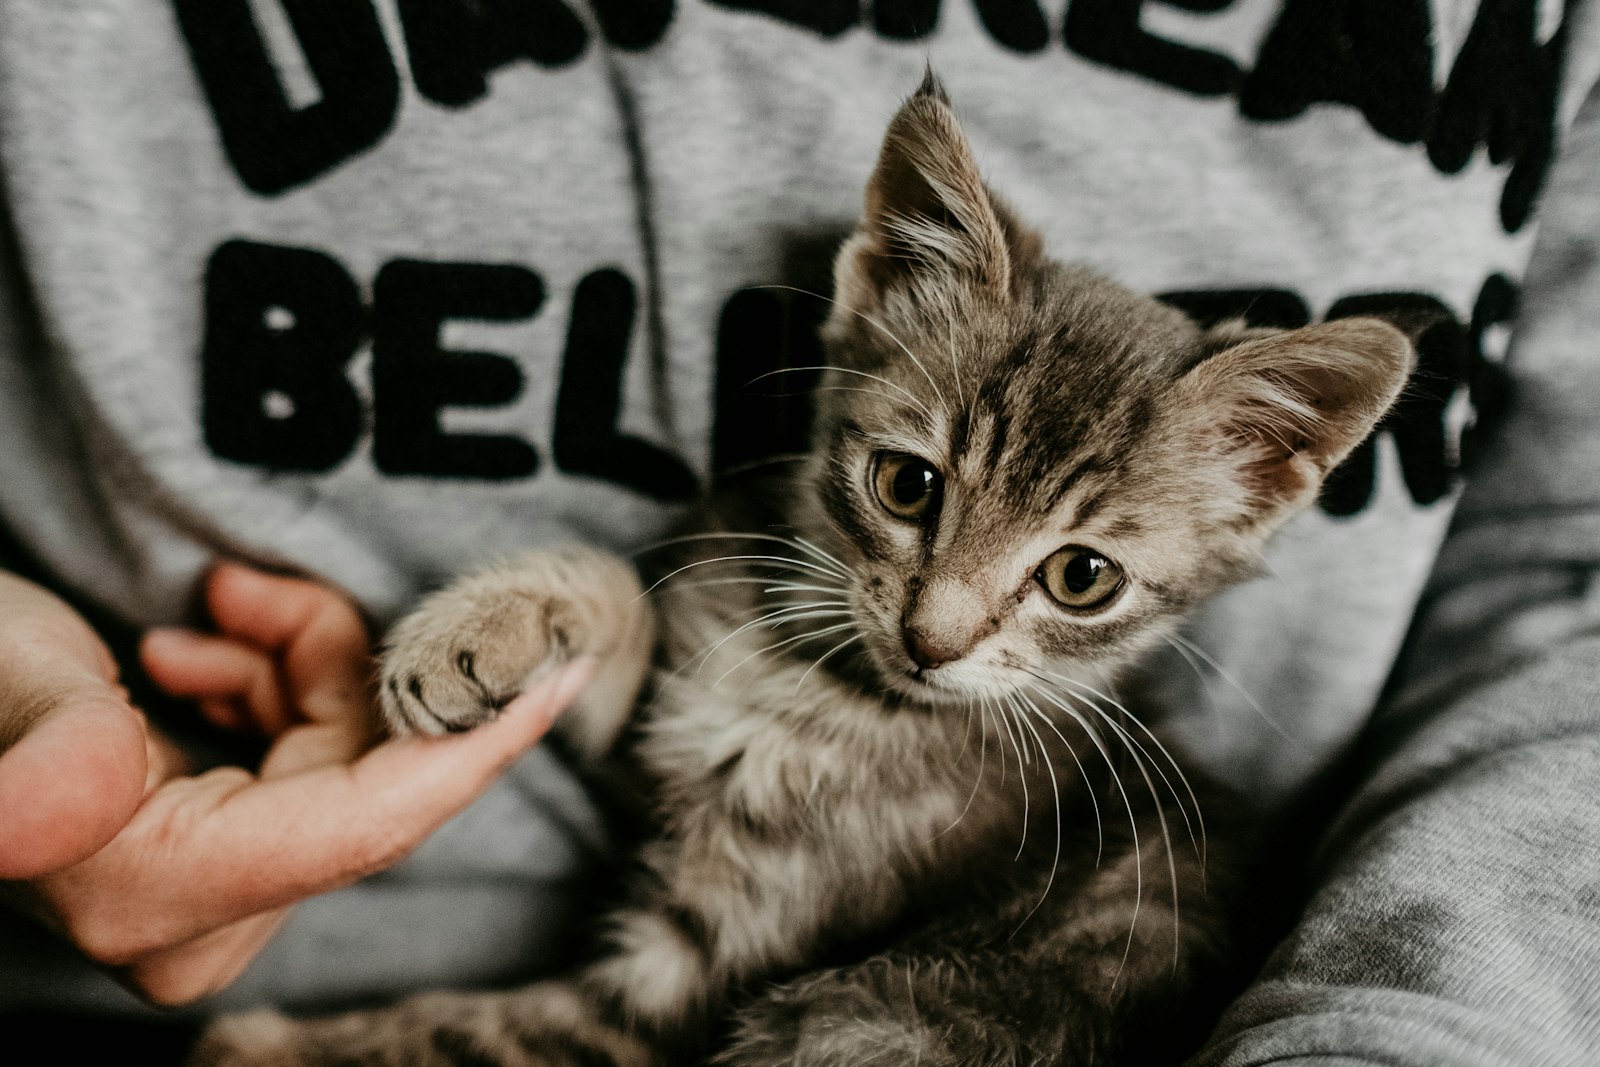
[193,76,1410,1067]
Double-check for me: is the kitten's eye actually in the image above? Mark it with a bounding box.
[1037,547,1124,611]
[872,452,942,521]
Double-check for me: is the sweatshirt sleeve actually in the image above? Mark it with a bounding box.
[1190,72,1600,1067]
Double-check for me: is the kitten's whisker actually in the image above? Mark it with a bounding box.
[930,692,995,841]
[1167,633,1299,748]
[690,602,853,674]
[790,384,937,417]
[715,598,853,634]
[747,365,937,425]
[1000,696,1031,861]
[638,533,855,583]
[1054,682,1197,862]
[1014,696,1036,766]
[1046,683,1183,973]
[790,535,855,583]
[793,632,866,694]
[712,526,856,584]
[1026,684,1143,985]
[1019,690,1103,866]
[751,284,950,415]
[997,689,1030,791]
[1009,696,1064,936]
[946,309,966,410]
[762,581,851,597]
[1163,635,1218,715]
[987,692,1007,789]
[707,451,811,479]
[954,695,976,768]
[668,577,848,599]
[711,621,859,688]
[640,553,852,600]
[1043,671,1206,867]
[928,697,985,844]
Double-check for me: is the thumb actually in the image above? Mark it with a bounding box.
[0,575,148,879]
[0,692,148,879]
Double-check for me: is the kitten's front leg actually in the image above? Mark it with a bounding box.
[190,984,656,1067]
[380,544,654,765]
[192,897,727,1066]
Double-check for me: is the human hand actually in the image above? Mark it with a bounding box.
[0,563,592,1005]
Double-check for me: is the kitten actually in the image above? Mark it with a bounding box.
[192,75,1410,1067]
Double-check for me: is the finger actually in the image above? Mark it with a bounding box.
[117,909,289,1007]
[0,691,147,879]
[0,574,150,877]
[0,572,118,753]
[205,564,372,726]
[255,714,377,780]
[141,629,292,735]
[195,699,247,733]
[348,658,598,853]
[52,659,595,942]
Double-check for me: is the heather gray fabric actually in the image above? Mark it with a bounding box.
[1193,58,1600,1067]
[0,1,1595,1062]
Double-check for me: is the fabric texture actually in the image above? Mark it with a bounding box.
[0,1,1595,1062]
[1195,52,1600,1066]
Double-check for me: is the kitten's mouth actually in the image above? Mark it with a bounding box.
[858,633,990,709]
[881,658,971,708]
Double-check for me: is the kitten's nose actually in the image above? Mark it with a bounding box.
[903,627,962,671]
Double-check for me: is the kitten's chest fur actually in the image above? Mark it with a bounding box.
[616,541,1050,967]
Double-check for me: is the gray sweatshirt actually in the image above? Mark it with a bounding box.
[0,2,1597,1064]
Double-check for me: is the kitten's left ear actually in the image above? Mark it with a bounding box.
[833,72,1042,317]
[1182,317,1412,529]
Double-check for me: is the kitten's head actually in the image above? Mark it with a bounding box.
[799,76,1410,707]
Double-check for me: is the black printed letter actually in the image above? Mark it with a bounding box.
[1461,274,1519,466]
[703,0,858,38]
[202,240,364,471]
[395,0,588,108]
[174,0,400,195]
[712,287,828,478]
[553,269,697,500]
[371,261,543,480]
[1429,0,1565,232]
[872,1,1047,52]
[590,0,676,50]
[872,0,942,39]
[1065,0,1241,97]
[1156,287,1311,330]
[1240,0,1434,144]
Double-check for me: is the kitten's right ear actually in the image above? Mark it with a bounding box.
[833,73,1040,318]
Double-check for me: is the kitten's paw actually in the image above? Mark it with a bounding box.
[379,561,589,737]
[187,1010,305,1067]
[717,963,986,1067]
[193,988,657,1067]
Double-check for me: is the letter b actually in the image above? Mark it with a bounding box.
[201,240,364,471]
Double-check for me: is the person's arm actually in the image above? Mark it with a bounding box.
[0,563,592,1006]
[1192,77,1600,1067]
